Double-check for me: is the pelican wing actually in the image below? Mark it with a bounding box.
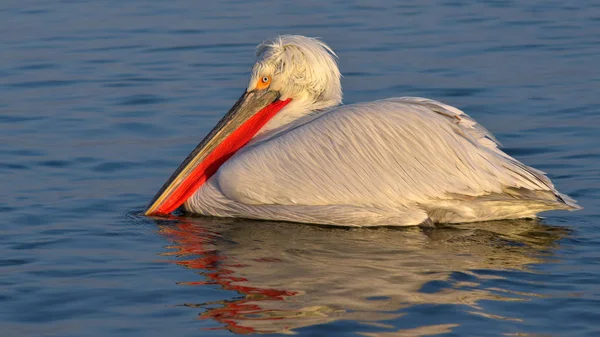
[191,98,576,226]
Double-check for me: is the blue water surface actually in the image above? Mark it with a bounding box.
[2,0,600,336]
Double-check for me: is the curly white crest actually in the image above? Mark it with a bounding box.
[249,35,342,110]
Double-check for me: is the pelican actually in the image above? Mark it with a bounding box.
[145,35,579,226]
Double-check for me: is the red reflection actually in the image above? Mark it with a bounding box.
[158,219,298,334]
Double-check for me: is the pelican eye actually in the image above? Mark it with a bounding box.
[255,75,271,90]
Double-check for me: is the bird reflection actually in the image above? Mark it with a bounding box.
[154,217,568,335]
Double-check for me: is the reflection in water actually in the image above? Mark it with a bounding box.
[155,217,568,335]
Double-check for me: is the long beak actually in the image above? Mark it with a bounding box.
[145,89,291,216]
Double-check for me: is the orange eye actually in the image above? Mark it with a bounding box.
[255,75,271,90]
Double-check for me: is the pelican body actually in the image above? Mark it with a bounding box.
[145,35,579,226]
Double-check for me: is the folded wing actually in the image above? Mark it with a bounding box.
[188,98,577,226]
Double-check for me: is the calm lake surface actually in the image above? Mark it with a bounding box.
[2,0,600,336]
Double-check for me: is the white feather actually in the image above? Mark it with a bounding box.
[183,35,579,226]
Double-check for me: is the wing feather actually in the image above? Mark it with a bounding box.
[214,98,575,212]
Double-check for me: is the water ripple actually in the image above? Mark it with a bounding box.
[1,1,599,336]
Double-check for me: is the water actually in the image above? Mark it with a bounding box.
[2,0,600,336]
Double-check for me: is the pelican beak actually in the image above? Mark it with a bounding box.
[145,89,291,216]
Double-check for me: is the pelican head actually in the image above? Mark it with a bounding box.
[145,36,342,215]
[248,35,342,110]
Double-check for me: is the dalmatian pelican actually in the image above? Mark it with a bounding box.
[145,35,579,226]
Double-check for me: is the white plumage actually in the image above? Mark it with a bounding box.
[180,35,579,226]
